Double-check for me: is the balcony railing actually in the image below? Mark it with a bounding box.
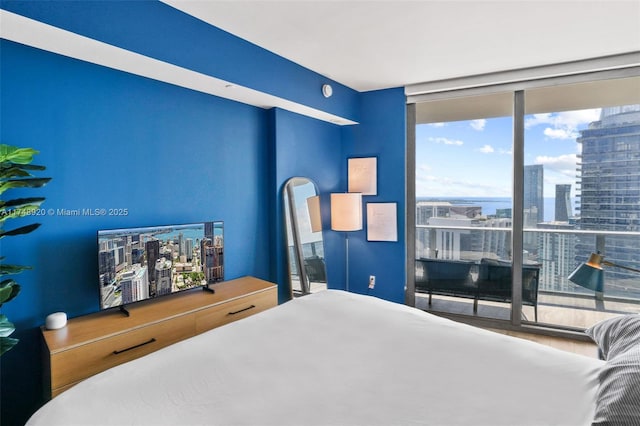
[416,224,640,302]
[416,225,640,328]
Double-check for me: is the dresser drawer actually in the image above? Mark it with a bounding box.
[195,288,276,334]
[50,314,194,390]
[43,277,277,399]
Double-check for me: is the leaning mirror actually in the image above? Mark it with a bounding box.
[283,177,327,298]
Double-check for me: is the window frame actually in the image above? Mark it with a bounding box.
[406,54,640,338]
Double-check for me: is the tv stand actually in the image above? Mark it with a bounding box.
[202,285,215,294]
[119,305,130,317]
[41,276,276,399]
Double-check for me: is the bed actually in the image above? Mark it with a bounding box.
[27,289,638,425]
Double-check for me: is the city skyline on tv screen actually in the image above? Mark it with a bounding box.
[98,221,223,310]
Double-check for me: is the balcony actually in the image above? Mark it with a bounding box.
[415,225,640,330]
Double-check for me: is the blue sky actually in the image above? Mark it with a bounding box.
[415,108,602,198]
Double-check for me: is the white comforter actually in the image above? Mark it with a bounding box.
[28,290,604,426]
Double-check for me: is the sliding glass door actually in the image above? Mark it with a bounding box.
[414,93,516,321]
[522,78,640,329]
[412,72,640,331]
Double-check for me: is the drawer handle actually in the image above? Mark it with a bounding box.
[227,304,256,316]
[113,338,156,355]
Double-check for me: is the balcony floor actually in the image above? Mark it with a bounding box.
[413,292,634,358]
[416,291,640,332]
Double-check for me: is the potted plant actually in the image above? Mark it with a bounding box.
[0,144,51,355]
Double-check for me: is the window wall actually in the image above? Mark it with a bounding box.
[522,79,640,329]
[410,67,640,331]
[414,95,515,321]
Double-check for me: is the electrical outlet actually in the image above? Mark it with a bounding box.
[369,275,376,289]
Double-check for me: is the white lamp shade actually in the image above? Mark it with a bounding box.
[307,195,322,233]
[331,193,362,231]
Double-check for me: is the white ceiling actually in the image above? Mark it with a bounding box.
[164,0,640,92]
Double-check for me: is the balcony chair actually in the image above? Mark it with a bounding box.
[475,258,540,322]
[415,258,479,311]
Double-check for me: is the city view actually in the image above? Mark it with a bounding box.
[416,103,640,325]
[98,221,224,309]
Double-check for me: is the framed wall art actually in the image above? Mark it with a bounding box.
[366,202,397,242]
[348,157,377,196]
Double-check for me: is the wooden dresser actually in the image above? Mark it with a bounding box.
[41,276,277,399]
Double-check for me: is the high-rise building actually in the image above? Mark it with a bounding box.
[178,232,184,257]
[119,265,149,304]
[576,105,640,296]
[155,258,173,296]
[415,202,481,259]
[415,201,510,260]
[185,238,194,261]
[537,222,576,292]
[98,250,115,286]
[555,184,572,222]
[201,238,223,283]
[114,245,125,272]
[204,221,215,240]
[145,239,160,296]
[495,208,512,219]
[131,248,144,265]
[524,165,544,254]
[524,165,544,225]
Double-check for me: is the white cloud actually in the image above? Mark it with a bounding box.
[525,113,552,128]
[543,127,578,140]
[525,109,601,140]
[428,122,446,127]
[535,154,578,178]
[429,137,463,146]
[478,144,494,153]
[470,119,486,131]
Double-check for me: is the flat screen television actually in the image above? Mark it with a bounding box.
[98,221,224,312]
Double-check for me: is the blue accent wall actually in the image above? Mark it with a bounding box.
[0,40,272,424]
[271,90,407,305]
[0,5,408,425]
[342,88,407,303]
[271,108,344,303]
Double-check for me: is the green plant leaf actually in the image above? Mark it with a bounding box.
[0,315,15,338]
[0,166,32,179]
[0,205,42,223]
[0,337,19,355]
[0,263,32,275]
[0,163,46,174]
[0,145,39,164]
[0,280,20,305]
[0,145,49,357]
[5,163,46,171]
[1,162,46,173]
[0,197,45,209]
[0,223,41,239]
[0,315,17,355]
[0,177,52,194]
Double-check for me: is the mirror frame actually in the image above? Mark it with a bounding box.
[283,177,325,298]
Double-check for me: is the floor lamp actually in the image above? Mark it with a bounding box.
[569,252,640,300]
[331,193,362,292]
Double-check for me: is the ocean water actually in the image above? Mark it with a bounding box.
[417,197,576,222]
